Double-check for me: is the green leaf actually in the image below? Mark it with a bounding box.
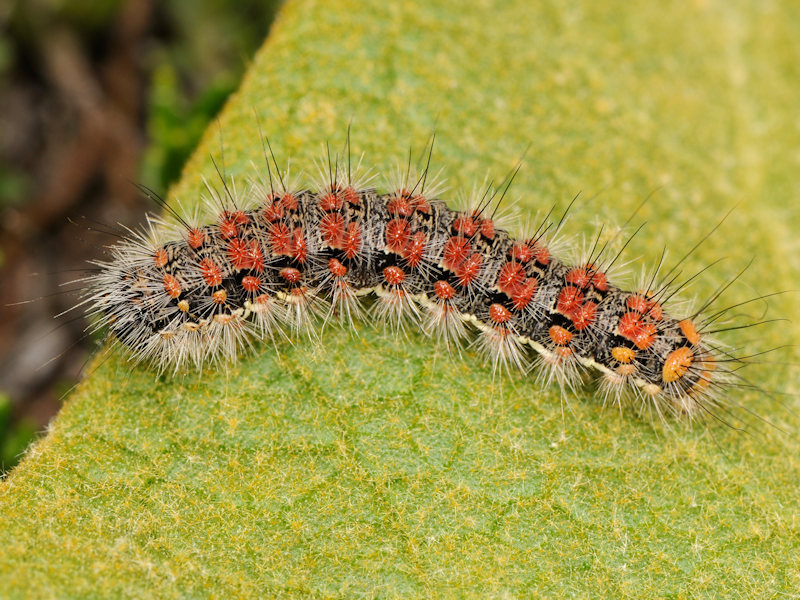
[2,0,799,597]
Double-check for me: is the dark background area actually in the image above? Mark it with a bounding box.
[0,0,281,475]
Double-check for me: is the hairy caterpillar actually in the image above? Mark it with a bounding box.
[82,134,755,423]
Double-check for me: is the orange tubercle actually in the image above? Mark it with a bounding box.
[616,364,636,376]
[662,347,694,383]
[611,346,636,364]
[549,325,572,346]
[679,319,701,345]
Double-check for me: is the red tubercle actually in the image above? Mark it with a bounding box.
[290,286,308,298]
[554,347,573,358]
[618,312,639,337]
[219,211,249,239]
[263,192,298,221]
[402,232,427,268]
[267,223,306,262]
[626,293,663,321]
[262,201,284,222]
[479,218,495,239]
[343,223,361,259]
[249,243,265,272]
[626,294,647,313]
[279,267,302,284]
[383,265,406,285]
[385,218,411,253]
[319,190,343,212]
[162,274,182,298]
[387,193,414,217]
[571,301,597,331]
[452,215,478,237]
[200,258,223,287]
[187,228,206,249]
[328,258,347,277]
[280,193,298,211]
[320,213,345,246]
[231,210,250,224]
[227,239,249,270]
[410,194,430,213]
[456,253,482,286]
[591,271,608,292]
[532,244,550,265]
[557,283,599,329]
[290,227,307,263]
[618,312,658,350]
[565,265,607,291]
[434,280,456,300]
[565,267,590,288]
[227,239,264,272]
[510,278,538,310]
[510,243,533,263]
[443,236,471,270]
[489,303,512,324]
[154,248,168,268]
[343,186,359,205]
[241,275,262,293]
[497,262,526,295]
[648,303,662,321]
[268,223,291,254]
[557,286,584,317]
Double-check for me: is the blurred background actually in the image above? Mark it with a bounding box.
[0,0,282,475]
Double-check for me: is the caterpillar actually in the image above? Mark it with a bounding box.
[83,135,747,422]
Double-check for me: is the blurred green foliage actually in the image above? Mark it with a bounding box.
[0,32,26,211]
[4,0,124,42]
[140,0,284,191]
[0,394,37,476]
